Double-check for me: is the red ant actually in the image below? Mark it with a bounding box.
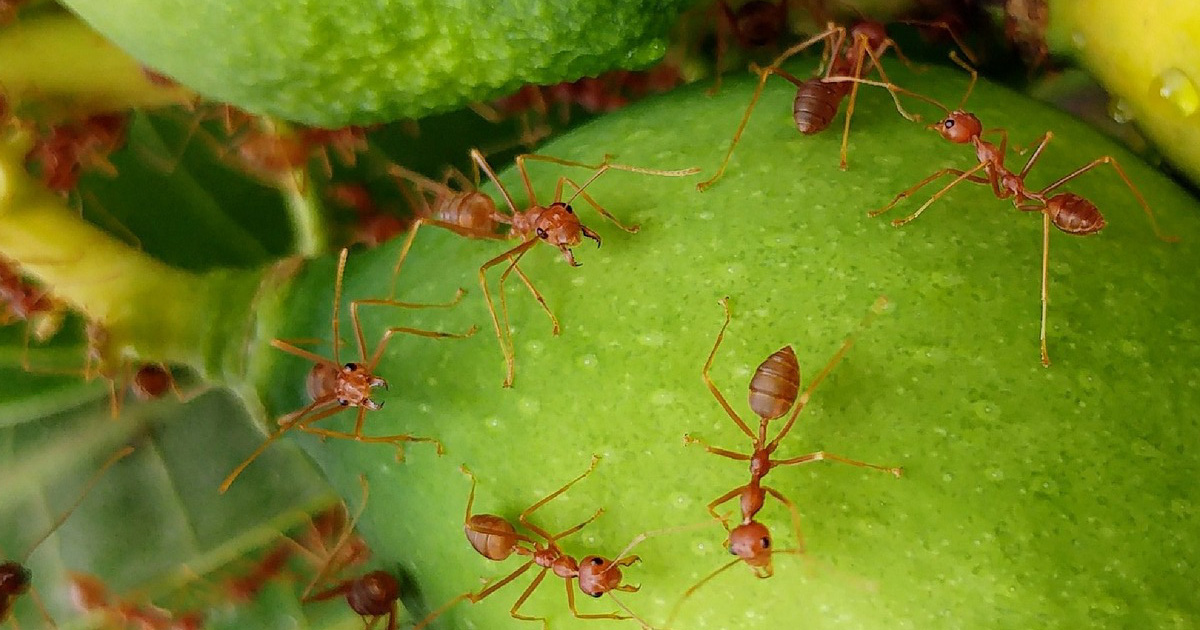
[0,0,27,24]
[301,476,402,630]
[826,55,1178,366]
[219,246,476,493]
[436,149,695,387]
[414,457,660,630]
[1,446,134,627]
[707,0,794,95]
[326,183,408,248]
[698,15,978,189]
[668,297,901,621]
[0,255,66,345]
[68,572,204,630]
[23,113,128,195]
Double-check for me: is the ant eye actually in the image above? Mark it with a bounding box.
[589,591,602,598]
[536,228,548,239]
[760,537,770,549]
[728,546,737,556]
[590,557,604,565]
[944,119,955,129]
[344,362,358,370]
[337,398,350,406]
[564,204,574,214]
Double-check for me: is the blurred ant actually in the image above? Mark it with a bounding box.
[220,247,476,493]
[826,53,1177,365]
[414,457,658,630]
[301,476,401,630]
[68,572,204,630]
[23,113,128,195]
[1,447,133,627]
[325,183,408,248]
[669,297,900,621]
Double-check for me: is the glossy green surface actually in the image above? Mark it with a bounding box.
[252,63,1200,628]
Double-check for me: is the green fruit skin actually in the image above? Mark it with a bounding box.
[57,0,692,126]
[1046,0,1200,188]
[253,64,1200,629]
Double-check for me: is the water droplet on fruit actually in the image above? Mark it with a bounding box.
[1108,98,1135,124]
[1151,68,1199,116]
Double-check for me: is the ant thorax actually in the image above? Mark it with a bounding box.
[577,556,622,597]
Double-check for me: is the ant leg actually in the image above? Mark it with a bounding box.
[762,485,807,553]
[509,263,559,336]
[479,239,538,387]
[518,455,601,539]
[1037,154,1178,242]
[412,561,539,630]
[708,1,734,95]
[697,483,748,530]
[901,19,980,66]
[767,296,888,450]
[470,148,522,215]
[666,558,743,627]
[301,475,370,599]
[876,162,990,226]
[219,400,339,493]
[298,424,445,459]
[564,579,627,620]
[509,569,552,630]
[270,339,339,368]
[697,27,842,192]
[861,41,919,122]
[682,434,751,462]
[1040,212,1052,367]
[702,297,756,439]
[769,451,903,477]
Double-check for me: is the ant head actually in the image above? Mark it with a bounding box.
[331,364,387,409]
[733,0,785,48]
[0,561,32,596]
[728,521,773,571]
[534,202,602,266]
[850,20,888,50]
[577,556,624,597]
[929,110,981,144]
[347,571,401,616]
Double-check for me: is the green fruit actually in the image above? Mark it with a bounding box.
[1045,0,1200,188]
[56,0,692,126]
[248,63,1200,628]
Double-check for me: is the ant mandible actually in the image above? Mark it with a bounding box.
[669,297,901,620]
[826,53,1178,366]
[219,245,477,492]
[414,457,654,630]
[2,446,133,626]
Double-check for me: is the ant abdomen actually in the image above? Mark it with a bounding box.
[793,80,849,135]
[465,515,523,561]
[436,192,501,235]
[1047,193,1107,235]
[748,346,800,421]
[346,571,401,617]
